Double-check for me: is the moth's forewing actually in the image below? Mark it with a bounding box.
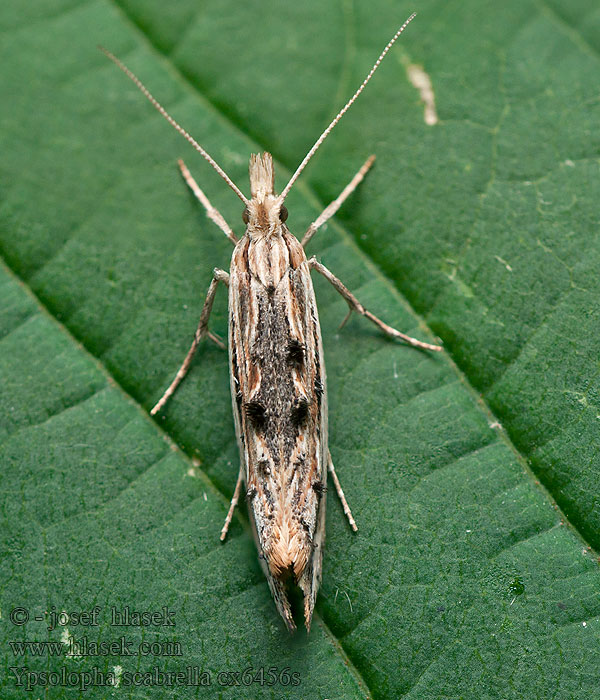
[228,230,327,631]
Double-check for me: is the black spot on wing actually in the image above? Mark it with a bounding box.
[287,339,304,367]
[291,398,309,427]
[245,401,267,431]
[257,458,271,477]
[312,480,326,496]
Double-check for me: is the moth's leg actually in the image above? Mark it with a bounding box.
[220,466,244,541]
[301,155,375,247]
[327,450,358,532]
[207,331,226,349]
[308,257,442,352]
[150,268,230,415]
[178,159,238,245]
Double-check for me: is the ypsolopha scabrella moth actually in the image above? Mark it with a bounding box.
[102,12,440,632]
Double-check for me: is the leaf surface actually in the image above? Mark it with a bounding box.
[1,1,599,698]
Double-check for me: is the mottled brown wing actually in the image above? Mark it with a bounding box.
[227,230,327,631]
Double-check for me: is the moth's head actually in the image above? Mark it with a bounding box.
[242,153,288,238]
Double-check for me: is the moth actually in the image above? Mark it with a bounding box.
[102,12,440,632]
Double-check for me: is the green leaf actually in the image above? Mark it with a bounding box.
[1,0,599,698]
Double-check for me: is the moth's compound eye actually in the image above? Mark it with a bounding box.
[279,205,288,222]
[242,207,250,224]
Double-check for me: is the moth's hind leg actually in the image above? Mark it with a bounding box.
[178,159,238,245]
[301,155,375,247]
[150,268,229,415]
[308,257,442,352]
[220,466,244,541]
[328,450,358,532]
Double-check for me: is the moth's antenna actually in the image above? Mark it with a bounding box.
[279,13,416,202]
[99,47,249,205]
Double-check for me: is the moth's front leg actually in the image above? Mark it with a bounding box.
[151,268,230,415]
[178,159,238,245]
[307,257,441,352]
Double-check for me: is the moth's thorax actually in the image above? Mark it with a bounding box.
[246,152,286,241]
[246,234,289,289]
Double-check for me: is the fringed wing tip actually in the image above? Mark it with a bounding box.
[300,572,317,634]
[268,573,319,633]
[279,602,296,634]
[267,575,297,633]
[276,589,315,633]
[304,604,314,633]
